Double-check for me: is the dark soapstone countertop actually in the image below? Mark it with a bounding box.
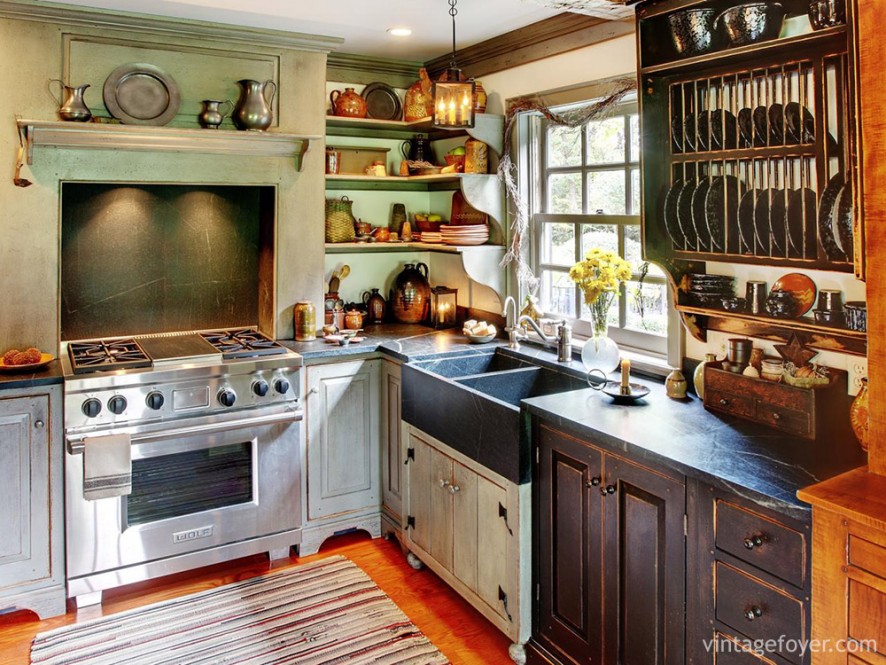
[521,372,866,520]
[0,360,64,391]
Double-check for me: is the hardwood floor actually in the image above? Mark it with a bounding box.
[0,532,513,664]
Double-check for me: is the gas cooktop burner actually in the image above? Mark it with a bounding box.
[199,328,288,359]
[67,339,152,374]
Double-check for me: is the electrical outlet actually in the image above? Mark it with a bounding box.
[848,357,868,396]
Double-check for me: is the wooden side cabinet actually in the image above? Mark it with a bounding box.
[0,383,65,619]
[301,358,381,555]
[529,422,686,665]
[403,423,531,659]
[798,469,886,665]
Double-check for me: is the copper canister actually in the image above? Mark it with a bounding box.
[464,138,488,174]
[293,300,316,341]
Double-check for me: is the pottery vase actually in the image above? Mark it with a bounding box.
[666,368,688,399]
[363,288,387,324]
[330,87,367,118]
[694,352,717,399]
[850,377,870,451]
[404,68,434,122]
[392,262,430,324]
[473,79,487,113]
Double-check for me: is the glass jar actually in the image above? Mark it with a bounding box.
[293,301,316,341]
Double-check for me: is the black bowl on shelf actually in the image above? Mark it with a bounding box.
[808,0,845,30]
[722,297,747,313]
[715,3,786,48]
[668,8,719,57]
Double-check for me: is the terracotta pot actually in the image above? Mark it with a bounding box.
[344,309,365,330]
[392,262,430,324]
[330,87,368,118]
[374,227,391,242]
[404,68,434,122]
[473,79,487,113]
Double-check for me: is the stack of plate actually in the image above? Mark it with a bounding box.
[420,231,443,244]
[440,224,489,246]
[686,273,735,308]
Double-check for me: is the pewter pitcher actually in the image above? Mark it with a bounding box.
[232,79,277,131]
[48,79,92,122]
[198,99,233,129]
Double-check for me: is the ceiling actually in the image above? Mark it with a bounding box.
[46,0,573,61]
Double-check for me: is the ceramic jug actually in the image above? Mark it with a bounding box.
[404,68,434,122]
[232,79,277,131]
[400,135,430,163]
[363,288,387,324]
[198,99,233,129]
[48,79,92,122]
[329,87,367,118]
[392,262,430,324]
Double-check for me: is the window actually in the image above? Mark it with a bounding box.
[529,102,673,358]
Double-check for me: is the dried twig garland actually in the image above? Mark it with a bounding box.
[498,76,637,294]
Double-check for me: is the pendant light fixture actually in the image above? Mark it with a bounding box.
[433,0,475,129]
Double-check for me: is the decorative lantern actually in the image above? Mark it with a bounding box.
[433,0,475,129]
[431,286,458,329]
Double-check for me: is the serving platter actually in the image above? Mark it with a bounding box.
[0,353,54,373]
[103,63,180,126]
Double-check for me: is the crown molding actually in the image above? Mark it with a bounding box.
[327,52,423,89]
[425,13,635,79]
[1,0,344,52]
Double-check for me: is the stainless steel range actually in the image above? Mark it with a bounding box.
[62,328,303,608]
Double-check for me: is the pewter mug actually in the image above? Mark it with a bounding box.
[48,79,92,122]
[232,79,277,131]
[198,99,233,129]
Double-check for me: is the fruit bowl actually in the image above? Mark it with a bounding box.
[444,155,465,172]
[415,219,443,233]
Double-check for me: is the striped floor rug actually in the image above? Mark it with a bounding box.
[30,556,449,665]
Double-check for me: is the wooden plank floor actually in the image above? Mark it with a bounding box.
[0,532,513,664]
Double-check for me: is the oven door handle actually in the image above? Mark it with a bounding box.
[66,410,302,455]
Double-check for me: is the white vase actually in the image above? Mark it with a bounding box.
[581,316,620,373]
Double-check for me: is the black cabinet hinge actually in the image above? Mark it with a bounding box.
[498,502,514,536]
[404,447,415,465]
[406,515,415,530]
[498,586,513,622]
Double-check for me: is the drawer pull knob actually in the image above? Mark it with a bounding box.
[439,479,450,488]
[449,484,460,494]
[743,534,767,550]
[601,484,617,496]
[34,420,45,429]
[744,605,764,621]
[719,398,730,406]
[586,476,602,488]
[772,412,782,421]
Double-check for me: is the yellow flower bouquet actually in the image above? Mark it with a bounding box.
[569,248,632,337]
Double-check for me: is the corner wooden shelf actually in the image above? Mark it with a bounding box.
[326,113,505,156]
[325,242,506,297]
[676,303,867,356]
[15,119,321,174]
[325,173,463,191]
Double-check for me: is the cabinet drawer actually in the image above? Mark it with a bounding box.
[715,563,804,664]
[754,402,811,437]
[850,535,886,580]
[715,500,806,588]
[707,389,755,419]
[714,633,776,664]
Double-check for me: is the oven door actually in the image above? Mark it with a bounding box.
[65,407,301,579]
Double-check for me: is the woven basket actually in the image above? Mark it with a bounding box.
[326,196,356,243]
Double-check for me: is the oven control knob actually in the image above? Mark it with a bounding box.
[82,398,102,418]
[108,395,127,415]
[252,380,269,397]
[146,391,165,410]
[218,389,237,407]
[274,378,290,395]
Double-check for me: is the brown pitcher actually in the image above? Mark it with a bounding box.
[330,87,367,118]
[362,288,387,323]
[392,262,430,324]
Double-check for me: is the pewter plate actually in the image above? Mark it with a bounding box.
[362,81,402,121]
[103,63,181,126]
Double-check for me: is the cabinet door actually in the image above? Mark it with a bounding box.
[406,429,433,553]
[451,461,479,591]
[603,455,686,665]
[0,395,50,587]
[428,445,454,571]
[306,359,380,520]
[477,473,512,622]
[381,361,402,521]
[536,424,605,665]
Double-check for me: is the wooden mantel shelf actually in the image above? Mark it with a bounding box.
[15,119,321,175]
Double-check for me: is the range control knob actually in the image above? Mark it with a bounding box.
[252,380,270,397]
[274,378,290,395]
[108,395,127,415]
[82,398,102,418]
[145,391,165,411]
[218,389,237,408]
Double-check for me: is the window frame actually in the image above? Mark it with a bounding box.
[528,101,676,360]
